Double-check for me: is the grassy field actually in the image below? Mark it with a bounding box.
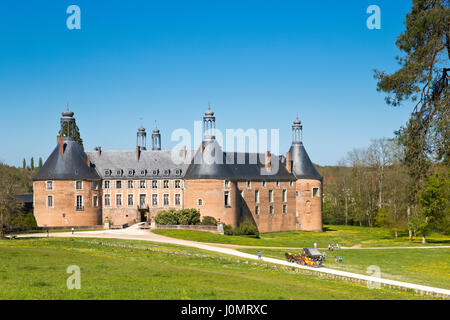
[0,237,437,300]
[152,225,450,248]
[239,247,450,289]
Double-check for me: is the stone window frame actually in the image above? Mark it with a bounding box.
[174,180,181,189]
[269,205,274,214]
[289,181,294,188]
[104,194,111,207]
[139,180,146,189]
[262,180,266,188]
[255,205,259,215]
[224,191,231,207]
[91,181,99,190]
[268,189,274,203]
[104,180,111,189]
[152,180,158,189]
[163,193,170,206]
[197,198,203,206]
[116,180,122,189]
[151,194,158,206]
[282,204,287,214]
[47,195,53,208]
[116,194,123,207]
[163,180,169,189]
[312,187,320,198]
[127,180,134,189]
[282,189,287,203]
[76,195,84,211]
[127,194,134,207]
[224,180,230,188]
[139,194,147,207]
[246,180,251,188]
[175,194,181,206]
[254,189,260,203]
[93,195,98,208]
[275,180,280,188]
[46,181,53,191]
[76,180,83,190]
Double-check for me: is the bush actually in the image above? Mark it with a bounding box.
[201,216,217,226]
[235,220,259,237]
[154,209,200,225]
[223,224,234,235]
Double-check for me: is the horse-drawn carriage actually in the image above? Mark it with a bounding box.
[285,248,324,267]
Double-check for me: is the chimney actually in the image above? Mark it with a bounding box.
[57,136,64,156]
[286,151,292,173]
[136,145,141,162]
[265,151,271,169]
[87,154,91,167]
[183,145,187,160]
[97,146,102,157]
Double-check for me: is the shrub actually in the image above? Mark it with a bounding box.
[223,224,234,235]
[154,209,200,225]
[235,220,259,237]
[201,216,218,226]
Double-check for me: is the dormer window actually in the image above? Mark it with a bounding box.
[128,169,135,176]
[175,169,182,175]
[46,181,53,190]
[152,169,159,175]
[76,180,82,190]
[116,169,123,176]
[164,169,170,176]
[140,169,147,176]
[104,169,111,176]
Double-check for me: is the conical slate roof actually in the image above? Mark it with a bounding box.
[184,139,234,179]
[33,139,100,181]
[289,142,322,180]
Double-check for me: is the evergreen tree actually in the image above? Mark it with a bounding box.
[30,157,34,170]
[38,157,43,169]
[22,158,26,170]
[374,0,449,237]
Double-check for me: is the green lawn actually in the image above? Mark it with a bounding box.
[0,238,436,300]
[152,225,450,248]
[238,247,450,289]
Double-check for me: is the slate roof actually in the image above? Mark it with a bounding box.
[86,149,193,179]
[184,140,295,180]
[289,142,322,180]
[33,139,100,181]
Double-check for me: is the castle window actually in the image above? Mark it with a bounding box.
[255,205,259,215]
[175,180,181,189]
[282,204,287,214]
[269,190,273,203]
[104,194,111,207]
[116,194,122,206]
[127,180,134,189]
[224,180,230,188]
[76,195,83,211]
[282,189,287,202]
[139,180,146,188]
[224,191,230,207]
[175,169,182,176]
[269,205,274,214]
[104,169,111,176]
[140,169,147,176]
[164,169,170,176]
[296,191,299,197]
[93,195,98,208]
[175,194,181,206]
[128,169,135,176]
[152,180,158,189]
[91,181,99,190]
[290,181,294,188]
[163,194,169,206]
[116,169,123,176]
[116,180,122,189]
[152,194,158,206]
[276,180,280,187]
[139,194,146,207]
[128,194,134,206]
[255,190,259,203]
[163,180,169,189]
[306,200,311,214]
[46,181,53,190]
[197,199,203,206]
[262,180,266,187]
[104,180,111,189]
[47,195,53,208]
[76,180,82,190]
[246,180,251,188]
[313,187,320,197]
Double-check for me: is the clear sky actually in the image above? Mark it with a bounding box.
[0,0,415,167]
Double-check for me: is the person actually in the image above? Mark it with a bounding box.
[323,252,326,261]
[257,250,261,260]
[331,243,334,251]
[334,255,337,263]
[339,256,343,263]
[336,243,340,250]
[328,243,331,251]
[46,229,49,237]
[314,242,317,249]
[71,227,74,235]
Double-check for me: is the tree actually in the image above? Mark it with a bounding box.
[30,157,34,170]
[0,165,23,237]
[22,158,26,170]
[374,0,449,238]
[60,122,84,150]
[38,157,43,169]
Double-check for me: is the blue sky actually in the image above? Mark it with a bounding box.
[0,0,414,166]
